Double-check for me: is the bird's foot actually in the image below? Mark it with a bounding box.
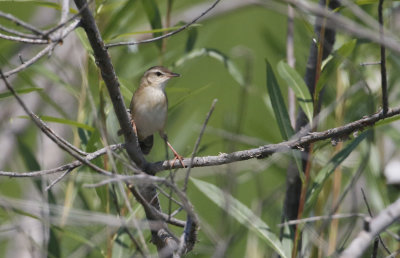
[170,152,185,168]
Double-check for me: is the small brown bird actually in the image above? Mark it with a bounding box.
[129,66,184,167]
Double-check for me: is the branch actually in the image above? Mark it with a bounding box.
[0,24,41,39]
[0,11,44,35]
[148,106,400,173]
[280,0,400,54]
[3,19,79,78]
[0,32,48,44]
[73,0,144,168]
[183,98,217,192]
[0,72,115,177]
[0,144,123,178]
[340,198,400,258]
[105,0,221,48]
[378,0,388,114]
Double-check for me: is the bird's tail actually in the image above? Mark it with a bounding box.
[139,135,153,155]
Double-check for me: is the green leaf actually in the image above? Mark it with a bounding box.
[316,40,357,94]
[168,83,212,112]
[17,138,40,171]
[174,48,245,86]
[0,87,43,99]
[277,61,313,123]
[376,115,400,127]
[109,25,199,40]
[265,60,294,140]
[305,131,369,211]
[0,1,77,13]
[48,227,61,258]
[102,0,138,39]
[141,0,162,49]
[18,115,95,132]
[185,27,198,53]
[191,178,290,258]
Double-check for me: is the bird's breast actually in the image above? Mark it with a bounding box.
[132,87,167,139]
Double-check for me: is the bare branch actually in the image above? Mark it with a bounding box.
[278,213,366,227]
[149,106,400,173]
[73,0,144,167]
[0,144,123,178]
[105,0,221,48]
[0,72,115,177]
[280,0,400,54]
[0,32,48,44]
[340,198,400,258]
[0,11,44,35]
[378,0,388,114]
[3,19,79,78]
[0,24,41,39]
[183,99,217,192]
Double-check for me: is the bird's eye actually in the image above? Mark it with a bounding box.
[156,72,162,76]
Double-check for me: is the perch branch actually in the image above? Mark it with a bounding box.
[148,107,400,173]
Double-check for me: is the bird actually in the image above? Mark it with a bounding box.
[129,66,185,167]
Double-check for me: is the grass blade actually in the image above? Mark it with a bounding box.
[277,61,313,123]
[265,60,294,140]
[191,178,290,258]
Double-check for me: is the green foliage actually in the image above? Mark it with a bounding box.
[265,60,294,140]
[1,1,400,257]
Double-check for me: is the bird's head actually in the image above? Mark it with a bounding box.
[141,66,180,89]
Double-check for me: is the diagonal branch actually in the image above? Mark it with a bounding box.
[3,19,80,78]
[0,11,44,35]
[0,72,115,177]
[73,0,144,167]
[340,197,400,258]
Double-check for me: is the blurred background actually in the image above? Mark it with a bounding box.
[0,0,400,257]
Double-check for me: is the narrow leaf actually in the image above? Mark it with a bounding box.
[102,0,138,39]
[0,87,42,99]
[173,48,245,86]
[185,27,198,53]
[141,0,162,49]
[305,131,368,211]
[265,60,294,140]
[191,178,290,258]
[18,115,95,132]
[277,61,313,123]
[316,40,356,94]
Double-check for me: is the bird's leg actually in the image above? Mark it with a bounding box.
[160,132,185,168]
[130,117,138,136]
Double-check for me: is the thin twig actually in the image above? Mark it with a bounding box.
[45,169,72,191]
[378,0,388,114]
[340,198,400,258]
[105,0,221,48]
[3,20,79,78]
[0,72,114,177]
[0,25,41,39]
[361,188,391,256]
[0,11,44,35]
[43,0,93,37]
[0,32,48,44]
[278,213,366,227]
[0,144,123,178]
[183,99,217,192]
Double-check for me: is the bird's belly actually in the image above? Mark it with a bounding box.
[133,92,167,139]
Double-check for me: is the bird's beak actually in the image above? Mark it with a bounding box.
[168,72,180,78]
